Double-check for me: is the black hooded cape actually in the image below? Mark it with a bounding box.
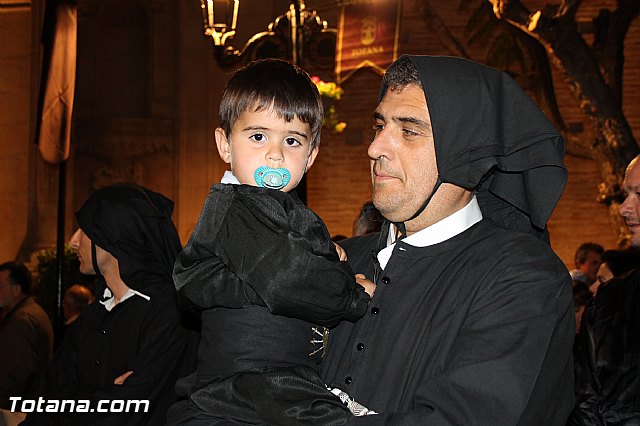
[320,56,575,425]
[382,55,567,239]
[26,184,194,426]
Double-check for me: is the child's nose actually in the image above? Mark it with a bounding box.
[266,145,284,163]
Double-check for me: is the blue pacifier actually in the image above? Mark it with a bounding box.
[254,166,291,190]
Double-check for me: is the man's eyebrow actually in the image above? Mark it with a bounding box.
[394,116,430,128]
[373,112,429,129]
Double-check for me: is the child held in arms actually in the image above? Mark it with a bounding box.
[167,58,375,425]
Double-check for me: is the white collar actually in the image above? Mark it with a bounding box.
[100,287,150,312]
[221,170,241,185]
[378,195,482,269]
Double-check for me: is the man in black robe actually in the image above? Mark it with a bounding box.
[570,155,640,424]
[25,184,194,425]
[321,55,575,424]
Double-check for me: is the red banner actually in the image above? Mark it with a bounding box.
[335,0,401,84]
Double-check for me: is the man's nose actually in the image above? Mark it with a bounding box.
[69,228,82,249]
[368,129,390,160]
[619,196,633,217]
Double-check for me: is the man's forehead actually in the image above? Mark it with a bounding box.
[624,159,640,187]
[376,85,430,119]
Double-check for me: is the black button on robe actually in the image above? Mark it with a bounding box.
[323,221,575,424]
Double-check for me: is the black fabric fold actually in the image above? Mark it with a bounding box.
[75,183,182,295]
[168,366,350,426]
[174,184,370,327]
[381,55,567,238]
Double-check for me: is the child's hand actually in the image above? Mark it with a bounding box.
[334,242,347,261]
[355,273,376,298]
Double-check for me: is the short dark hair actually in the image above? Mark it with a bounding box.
[382,56,422,93]
[574,242,604,266]
[219,58,324,150]
[601,249,640,277]
[0,261,32,294]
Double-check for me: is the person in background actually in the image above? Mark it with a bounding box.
[569,242,604,286]
[571,155,640,424]
[55,284,94,346]
[352,201,383,237]
[25,184,194,426]
[0,261,53,426]
[590,248,640,296]
[321,55,574,424]
[62,284,93,325]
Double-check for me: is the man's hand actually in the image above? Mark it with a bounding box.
[355,274,376,298]
[114,370,133,385]
[334,242,348,261]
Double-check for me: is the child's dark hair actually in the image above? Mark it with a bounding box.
[219,59,324,150]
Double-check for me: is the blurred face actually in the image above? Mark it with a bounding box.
[369,85,438,224]
[0,270,21,311]
[76,230,94,275]
[578,250,602,283]
[591,261,614,296]
[76,230,113,276]
[620,157,640,247]
[215,106,318,192]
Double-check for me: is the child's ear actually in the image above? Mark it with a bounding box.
[305,146,319,172]
[215,128,232,164]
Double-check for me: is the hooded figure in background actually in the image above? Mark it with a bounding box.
[320,55,575,424]
[25,184,194,426]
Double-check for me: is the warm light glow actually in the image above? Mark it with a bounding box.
[201,0,239,46]
[528,10,541,31]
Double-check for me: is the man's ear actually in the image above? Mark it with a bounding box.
[215,128,232,164]
[305,146,319,172]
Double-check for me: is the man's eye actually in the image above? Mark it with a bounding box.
[250,134,265,142]
[402,128,419,137]
[284,137,300,147]
[372,124,383,134]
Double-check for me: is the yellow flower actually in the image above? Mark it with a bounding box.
[312,76,347,133]
[312,77,344,100]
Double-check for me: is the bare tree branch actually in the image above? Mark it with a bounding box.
[487,0,639,244]
[413,0,471,58]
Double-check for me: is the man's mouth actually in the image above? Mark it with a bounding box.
[372,166,397,181]
[626,221,640,230]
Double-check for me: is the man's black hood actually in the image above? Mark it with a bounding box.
[381,55,567,239]
[75,183,182,294]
